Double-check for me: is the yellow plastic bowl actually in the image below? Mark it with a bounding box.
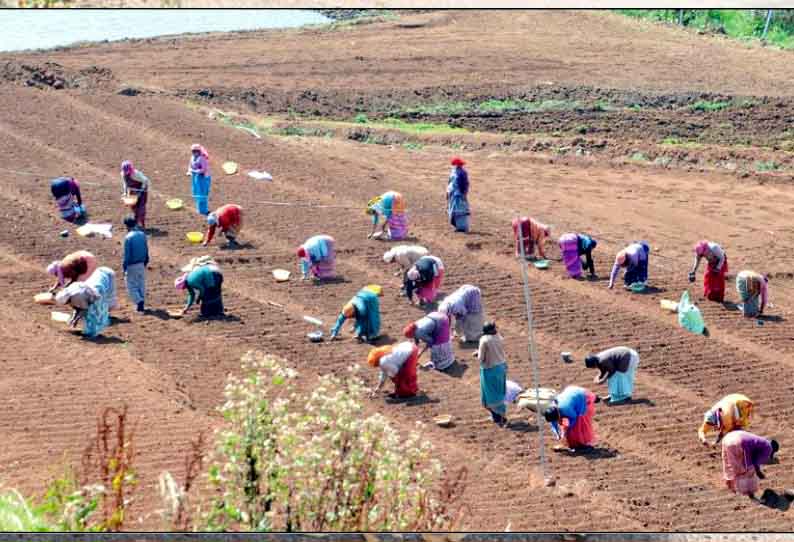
[166,198,183,210]
[186,231,204,244]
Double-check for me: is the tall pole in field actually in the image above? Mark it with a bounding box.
[516,217,552,486]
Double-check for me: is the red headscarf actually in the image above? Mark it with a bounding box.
[451,157,466,167]
[403,322,418,339]
[296,246,307,259]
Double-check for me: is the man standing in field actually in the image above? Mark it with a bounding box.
[123,215,149,313]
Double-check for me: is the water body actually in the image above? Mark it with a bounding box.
[0,9,330,52]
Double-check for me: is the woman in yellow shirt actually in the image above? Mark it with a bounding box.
[698,393,753,446]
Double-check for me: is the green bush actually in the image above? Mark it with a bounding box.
[690,100,730,112]
[0,490,52,531]
[198,352,465,532]
[755,160,779,171]
[617,9,794,48]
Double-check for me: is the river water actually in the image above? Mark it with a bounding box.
[0,9,330,52]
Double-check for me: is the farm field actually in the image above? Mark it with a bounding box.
[2,10,794,531]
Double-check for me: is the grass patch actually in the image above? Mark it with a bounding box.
[402,101,470,115]
[401,98,580,116]
[690,100,731,112]
[593,100,614,112]
[660,136,703,148]
[354,113,369,124]
[379,117,469,135]
[630,151,649,162]
[402,142,424,151]
[755,160,780,172]
[616,10,794,50]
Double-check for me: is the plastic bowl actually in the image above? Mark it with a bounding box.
[51,311,72,323]
[307,331,324,343]
[560,352,573,363]
[166,198,184,210]
[186,232,204,244]
[434,414,453,427]
[533,259,550,269]
[273,269,291,282]
[34,292,55,305]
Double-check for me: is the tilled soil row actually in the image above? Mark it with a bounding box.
[1,87,794,529]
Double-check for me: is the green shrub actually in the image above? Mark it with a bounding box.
[755,160,780,171]
[199,352,465,532]
[630,151,649,162]
[354,113,369,124]
[690,100,731,112]
[0,490,52,531]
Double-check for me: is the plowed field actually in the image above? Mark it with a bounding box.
[2,10,794,532]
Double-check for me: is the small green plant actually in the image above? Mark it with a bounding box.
[689,100,731,112]
[477,98,534,113]
[280,126,306,137]
[755,160,780,172]
[354,113,369,124]
[380,118,468,135]
[200,352,466,532]
[80,405,137,531]
[593,100,613,112]
[0,490,51,531]
[654,155,674,167]
[402,101,469,115]
[734,98,757,109]
[35,465,102,531]
[403,142,424,151]
[661,136,683,145]
[629,103,643,112]
[630,151,649,162]
[576,125,590,135]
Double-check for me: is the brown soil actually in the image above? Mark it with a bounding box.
[2,9,794,532]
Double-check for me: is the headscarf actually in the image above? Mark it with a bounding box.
[207,213,219,226]
[181,255,217,273]
[47,261,65,286]
[121,160,134,177]
[191,144,209,159]
[342,302,356,319]
[584,355,599,369]
[366,196,382,215]
[404,322,418,339]
[543,405,560,423]
[703,408,721,429]
[407,268,420,281]
[367,345,392,368]
[174,273,188,290]
[694,240,710,257]
[296,246,307,259]
[451,157,466,167]
[124,215,137,229]
[383,249,396,263]
[364,284,383,296]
